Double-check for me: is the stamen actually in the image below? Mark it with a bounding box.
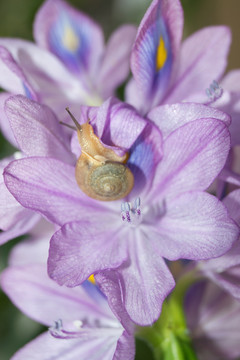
[134,197,141,216]
[205,80,223,104]
[54,319,63,330]
[49,318,84,339]
[125,202,131,222]
[65,107,82,132]
[121,197,142,225]
[49,318,64,338]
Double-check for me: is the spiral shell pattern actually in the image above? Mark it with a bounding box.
[88,162,134,201]
[76,160,134,201]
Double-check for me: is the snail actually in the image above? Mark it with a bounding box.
[64,108,134,201]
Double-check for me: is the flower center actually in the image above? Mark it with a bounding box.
[62,25,80,52]
[121,197,142,225]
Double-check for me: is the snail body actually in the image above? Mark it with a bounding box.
[65,108,134,201]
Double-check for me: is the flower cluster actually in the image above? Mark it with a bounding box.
[1,0,240,359]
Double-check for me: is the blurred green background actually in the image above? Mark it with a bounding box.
[0,0,239,359]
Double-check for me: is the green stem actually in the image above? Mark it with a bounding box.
[136,268,201,360]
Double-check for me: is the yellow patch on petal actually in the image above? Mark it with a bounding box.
[62,25,80,52]
[88,274,96,284]
[156,37,167,71]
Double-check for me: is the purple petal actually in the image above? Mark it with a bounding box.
[4,157,106,226]
[199,240,240,301]
[70,98,147,157]
[94,98,147,152]
[0,155,40,244]
[223,189,240,225]
[0,172,29,231]
[221,69,240,92]
[130,0,183,113]
[69,99,128,158]
[151,191,238,261]
[0,39,71,87]
[95,271,134,334]
[113,331,135,360]
[198,190,240,299]
[97,25,137,99]
[149,119,230,202]
[1,264,115,326]
[5,95,73,163]
[215,91,240,146]
[9,219,54,265]
[119,232,175,325]
[164,26,231,104]
[48,220,128,287]
[11,332,80,360]
[0,45,36,99]
[0,212,40,246]
[148,102,231,140]
[202,240,240,275]
[0,39,90,117]
[125,78,143,112]
[34,0,104,78]
[0,92,18,147]
[11,331,120,360]
[128,122,163,198]
[218,168,240,188]
[185,281,240,360]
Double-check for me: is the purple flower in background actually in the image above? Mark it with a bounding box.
[0,0,136,141]
[185,280,240,360]
[3,94,239,325]
[1,264,135,360]
[126,0,231,114]
[199,189,240,299]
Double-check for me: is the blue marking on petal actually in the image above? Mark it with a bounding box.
[136,6,173,104]
[151,13,172,97]
[22,82,33,99]
[128,131,155,195]
[82,279,107,303]
[49,12,89,73]
[128,137,154,179]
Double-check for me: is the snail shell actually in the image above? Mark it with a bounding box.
[76,159,134,201]
[65,108,134,201]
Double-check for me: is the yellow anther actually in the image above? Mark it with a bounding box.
[62,25,80,52]
[156,37,167,71]
[88,274,96,284]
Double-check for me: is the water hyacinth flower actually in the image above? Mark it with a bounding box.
[185,280,240,360]
[3,94,239,325]
[125,0,240,198]
[63,0,228,208]
[0,0,136,140]
[1,264,135,360]
[126,0,232,115]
